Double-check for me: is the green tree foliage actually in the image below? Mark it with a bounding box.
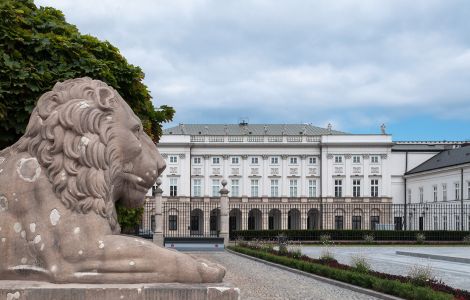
[0,0,175,148]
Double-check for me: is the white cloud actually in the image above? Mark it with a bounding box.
[35,0,470,135]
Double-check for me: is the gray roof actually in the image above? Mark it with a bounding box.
[406,145,470,175]
[163,124,347,136]
[392,141,467,152]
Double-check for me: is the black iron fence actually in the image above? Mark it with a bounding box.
[137,200,470,240]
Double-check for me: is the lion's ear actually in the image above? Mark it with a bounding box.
[97,87,116,109]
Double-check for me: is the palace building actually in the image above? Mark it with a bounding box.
[144,123,469,236]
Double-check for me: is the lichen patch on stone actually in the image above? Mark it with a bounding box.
[74,227,80,234]
[13,222,22,233]
[33,235,41,244]
[20,257,27,264]
[98,240,105,249]
[16,157,41,182]
[0,195,8,212]
[0,157,5,164]
[20,230,26,239]
[50,209,61,226]
[78,101,90,109]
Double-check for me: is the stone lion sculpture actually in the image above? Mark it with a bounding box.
[0,77,225,283]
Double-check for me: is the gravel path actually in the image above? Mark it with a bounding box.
[192,251,382,300]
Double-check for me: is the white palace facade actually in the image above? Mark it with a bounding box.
[149,123,469,234]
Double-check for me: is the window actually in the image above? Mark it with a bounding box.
[231,157,239,164]
[309,157,317,164]
[270,179,279,197]
[308,180,317,197]
[193,157,201,164]
[169,178,178,197]
[334,156,343,163]
[251,157,259,164]
[371,179,379,198]
[442,184,447,201]
[335,216,344,229]
[456,215,461,230]
[212,179,220,197]
[370,216,380,230]
[271,157,279,164]
[169,155,178,163]
[433,216,438,230]
[370,156,379,164]
[455,183,460,200]
[290,157,298,164]
[289,179,298,197]
[352,155,361,164]
[443,216,448,230]
[419,187,424,203]
[407,189,412,203]
[231,179,239,197]
[193,179,202,197]
[352,216,362,230]
[168,215,177,230]
[433,185,438,202]
[251,179,259,197]
[212,157,220,164]
[334,179,343,198]
[352,179,361,197]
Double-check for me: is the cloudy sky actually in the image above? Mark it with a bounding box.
[36,0,470,141]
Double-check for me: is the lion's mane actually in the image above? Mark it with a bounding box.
[13,77,124,232]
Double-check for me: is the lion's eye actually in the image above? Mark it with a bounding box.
[132,125,141,136]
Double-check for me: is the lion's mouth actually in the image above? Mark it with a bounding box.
[121,172,151,193]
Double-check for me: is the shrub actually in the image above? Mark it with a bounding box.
[287,243,302,259]
[407,264,435,286]
[416,233,426,244]
[363,234,375,244]
[231,229,468,242]
[319,247,336,262]
[320,234,333,245]
[351,254,371,273]
[463,235,470,245]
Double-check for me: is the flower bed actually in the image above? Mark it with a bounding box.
[228,243,470,300]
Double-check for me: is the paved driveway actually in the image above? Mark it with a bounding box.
[193,251,382,300]
[301,246,470,291]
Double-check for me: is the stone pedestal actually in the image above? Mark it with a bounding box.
[0,281,239,300]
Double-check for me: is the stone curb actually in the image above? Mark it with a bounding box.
[396,251,470,264]
[225,249,402,300]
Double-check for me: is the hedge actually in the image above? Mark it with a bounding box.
[228,245,458,300]
[232,229,470,241]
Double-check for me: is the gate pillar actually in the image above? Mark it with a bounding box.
[153,178,164,246]
[220,179,230,246]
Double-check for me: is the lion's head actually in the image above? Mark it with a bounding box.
[13,77,166,233]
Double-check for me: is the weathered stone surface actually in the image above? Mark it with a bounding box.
[0,78,225,283]
[0,281,239,300]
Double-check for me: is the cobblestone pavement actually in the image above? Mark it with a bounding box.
[192,251,381,300]
[301,246,470,291]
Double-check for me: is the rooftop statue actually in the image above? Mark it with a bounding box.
[0,77,225,283]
